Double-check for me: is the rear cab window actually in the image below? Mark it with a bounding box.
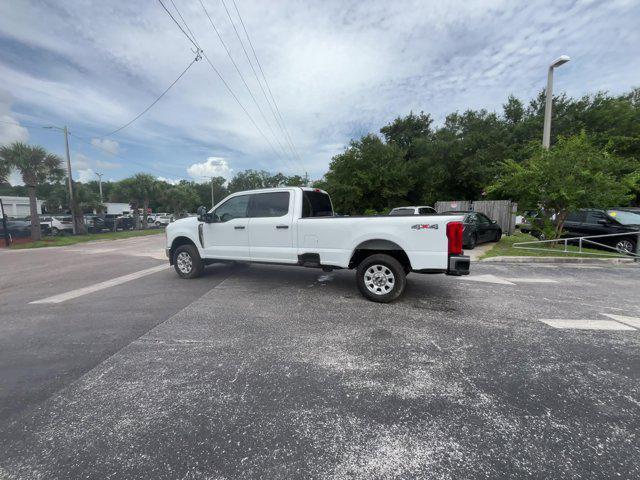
[302,190,334,218]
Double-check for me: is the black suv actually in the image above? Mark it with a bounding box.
[562,209,640,253]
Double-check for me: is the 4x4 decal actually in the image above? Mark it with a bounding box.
[411,224,438,230]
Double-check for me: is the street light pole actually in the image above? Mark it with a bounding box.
[542,55,570,149]
[95,172,104,203]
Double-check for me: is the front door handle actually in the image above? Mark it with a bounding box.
[276,225,289,229]
[234,226,245,230]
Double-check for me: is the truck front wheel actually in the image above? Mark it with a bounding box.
[173,244,204,279]
[356,254,406,303]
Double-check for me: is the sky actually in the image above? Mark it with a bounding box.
[1,0,639,187]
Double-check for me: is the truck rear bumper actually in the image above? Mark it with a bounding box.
[446,254,470,276]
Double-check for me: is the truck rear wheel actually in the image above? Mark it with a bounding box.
[356,254,406,303]
[173,244,204,279]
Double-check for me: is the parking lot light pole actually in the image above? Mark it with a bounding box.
[95,172,104,203]
[543,55,570,149]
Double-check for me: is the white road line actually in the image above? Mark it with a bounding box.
[601,313,640,329]
[539,319,636,331]
[459,274,515,285]
[30,264,168,304]
[504,278,558,283]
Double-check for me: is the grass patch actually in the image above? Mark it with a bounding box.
[10,229,163,249]
[480,231,621,259]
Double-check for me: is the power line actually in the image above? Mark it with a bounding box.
[228,0,304,166]
[159,0,293,171]
[103,52,201,137]
[157,0,200,49]
[196,0,294,167]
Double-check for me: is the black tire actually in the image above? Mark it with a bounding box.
[356,254,406,303]
[465,233,477,250]
[173,244,204,279]
[492,229,502,242]
[615,238,636,255]
[51,227,59,236]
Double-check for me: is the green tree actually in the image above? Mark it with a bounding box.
[318,135,413,214]
[163,183,199,217]
[113,173,158,228]
[488,132,634,237]
[0,142,64,240]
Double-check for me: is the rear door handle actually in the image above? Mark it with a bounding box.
[234,226,245,230]
[276,225,289,229]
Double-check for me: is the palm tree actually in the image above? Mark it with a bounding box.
[113,173,158,229]
[0,142,64,240]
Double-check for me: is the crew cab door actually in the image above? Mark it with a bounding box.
[202,194,250,260]
[248,191,296,263]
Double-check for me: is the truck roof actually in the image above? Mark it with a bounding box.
[226,186,328,195]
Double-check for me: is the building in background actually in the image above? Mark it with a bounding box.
[102,202,131,215]
[0,196,43,218]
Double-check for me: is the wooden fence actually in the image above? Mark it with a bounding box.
[435,200,518,235]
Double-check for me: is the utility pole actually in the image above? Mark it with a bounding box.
[95,172,104,203]
[303,171,309,187]
[63,126,78,234]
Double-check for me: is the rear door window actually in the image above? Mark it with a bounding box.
[249,192,290,218]
[585,211,607,224]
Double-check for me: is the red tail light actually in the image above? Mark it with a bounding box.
[446,221,463,255]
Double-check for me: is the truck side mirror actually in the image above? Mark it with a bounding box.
[197,206,208,222]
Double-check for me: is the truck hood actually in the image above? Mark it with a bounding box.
[167,216,199,231]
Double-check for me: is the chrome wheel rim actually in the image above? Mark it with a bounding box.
[364,264,395,295]
[176,251,193,274]
[616,240,634,253]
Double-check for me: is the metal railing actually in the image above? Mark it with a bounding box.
[513,231,640,259]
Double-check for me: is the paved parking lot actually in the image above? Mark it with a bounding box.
[1,235,639,479]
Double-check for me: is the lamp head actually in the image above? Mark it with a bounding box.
[550,55,570,68]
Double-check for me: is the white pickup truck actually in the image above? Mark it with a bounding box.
[165,187,469,302]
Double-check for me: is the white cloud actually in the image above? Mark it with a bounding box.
[0,115,28,145]
[0,92,29,145]
[156,176,181,185]
[187,157,232,181]
[95,159,121,170]
[73,152,91,170]
[76,168,96,183]
[0,0,639,180]
[90,138,119,155]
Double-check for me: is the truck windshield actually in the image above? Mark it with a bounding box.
[302,191,333,217]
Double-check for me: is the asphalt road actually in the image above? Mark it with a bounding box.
[1,235,639,479]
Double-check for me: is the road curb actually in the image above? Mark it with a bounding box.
[480,255,636,264]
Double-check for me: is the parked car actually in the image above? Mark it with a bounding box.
[561,209,640,254]
[443,211,502,249]
[0,218,50,239]
[165,187,470,303]
[154,214,174,227]
[389,206,437,215]
[40,215,74,235]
